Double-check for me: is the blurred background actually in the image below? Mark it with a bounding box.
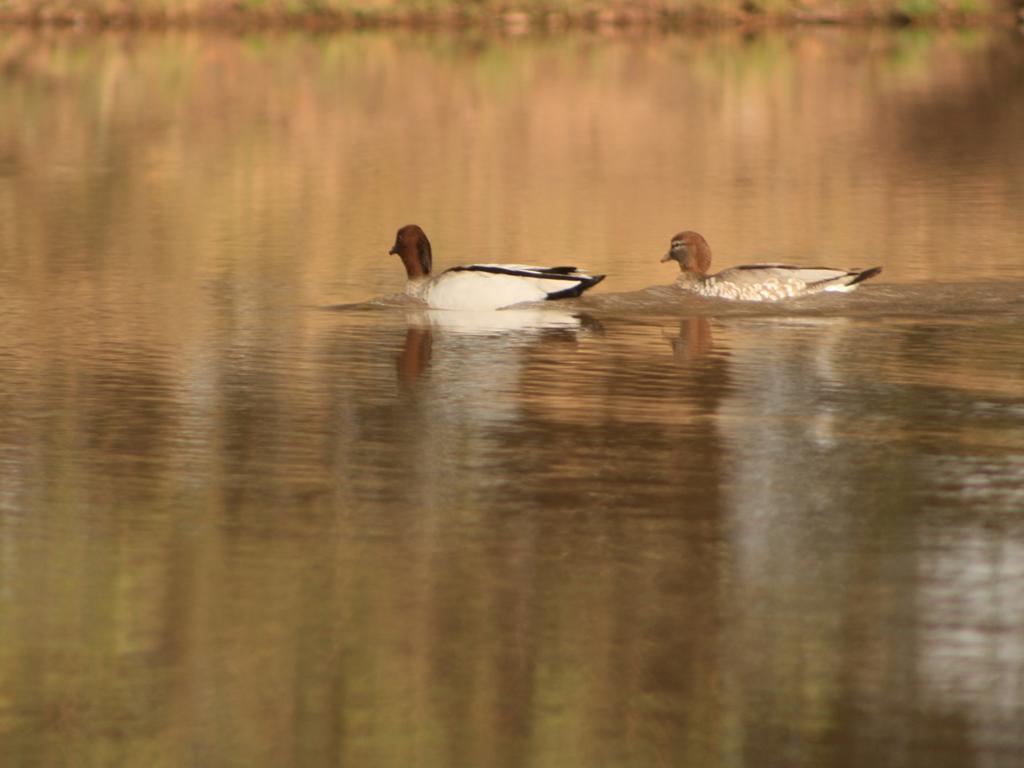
[1,21,1024,768]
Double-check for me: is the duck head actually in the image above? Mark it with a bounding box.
[390,224,433,279]
[661,231,712,275]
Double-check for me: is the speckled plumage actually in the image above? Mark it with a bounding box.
[661,231,881,302]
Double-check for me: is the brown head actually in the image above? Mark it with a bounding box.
[660,231,713,275]
[389,224,433,279]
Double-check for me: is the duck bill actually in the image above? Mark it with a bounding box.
[660,251,676,263]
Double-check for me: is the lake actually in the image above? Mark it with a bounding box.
[1,26,1023,767]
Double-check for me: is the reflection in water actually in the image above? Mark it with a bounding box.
[3,291,1024,766]
[3,29,1024,305]
[405,307,587,334]
[666,316,714,363]
[395,308,589,383]
[397,324,433,383]
[1,27,1024,768]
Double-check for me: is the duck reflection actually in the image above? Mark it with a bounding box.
[665,316,714,364]
[395,325,433,384]
[395,308,597,385]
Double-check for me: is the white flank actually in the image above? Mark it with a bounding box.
[411,267,591,310]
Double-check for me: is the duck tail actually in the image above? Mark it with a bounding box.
[545,274,606,301]
[848,266,883,286]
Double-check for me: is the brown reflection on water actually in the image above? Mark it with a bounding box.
[396,324,433,384]
[2,26,1024,768]
[3,28,1024,309]
[668,316,714,363]
[2,299,1024,765]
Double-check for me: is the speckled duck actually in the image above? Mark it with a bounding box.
[661,231,881,301]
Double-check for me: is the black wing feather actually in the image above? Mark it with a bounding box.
[545,274,606,300]
[448,265,585,281]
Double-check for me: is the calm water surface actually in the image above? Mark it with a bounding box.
[1,27,1024,767]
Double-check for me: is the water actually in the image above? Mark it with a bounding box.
[1,27,1024,767]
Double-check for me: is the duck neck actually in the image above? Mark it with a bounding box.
[676,270,708,287]
[394,234,433,280]
[401,257,429,280]
[405,277,429,299]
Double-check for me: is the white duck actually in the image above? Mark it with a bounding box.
[389,224,605,310]
[661,231,882,301]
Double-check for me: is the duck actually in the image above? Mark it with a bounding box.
[660,231,882,301]
[389,224,605,310]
